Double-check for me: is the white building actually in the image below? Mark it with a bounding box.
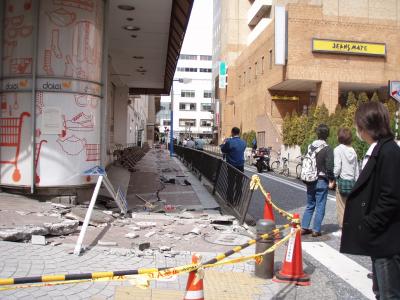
[158,54,213,141]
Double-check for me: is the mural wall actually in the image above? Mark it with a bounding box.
[0,0,103,187]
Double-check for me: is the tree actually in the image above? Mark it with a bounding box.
[370,91,380,102]
[282,113,292,145]
[346,91,357,106]
[357,92,369,105]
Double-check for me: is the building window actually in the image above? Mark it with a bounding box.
[269,49,272,69]
[177,67,198,72]
[180,54,197,60]
[179,102,197,111]
[179,119,196,127]
[203,91,212,98]
[255,62,258,78]
[200,119,213,127]
[261,56,264,74]
[201,103,212,111]
[238,75,241,89]
[248,67,251,83]
[243,71,246,86]
[199,68,212,73]
[200,55,212,61]
[181,90,195,98]
[163,120,171,126]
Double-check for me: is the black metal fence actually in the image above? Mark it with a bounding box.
[174,146,253,224]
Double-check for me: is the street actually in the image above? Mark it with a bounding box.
[245,166,375,300]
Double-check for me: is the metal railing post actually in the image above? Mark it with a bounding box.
[212,159,223,195]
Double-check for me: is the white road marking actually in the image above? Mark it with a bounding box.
[302,242,374,300]
[245,167,336,201]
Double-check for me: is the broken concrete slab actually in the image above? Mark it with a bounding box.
[0,226,49,242]
[31,235,46,245]
[44,220,79,236]
[66,207,114,225]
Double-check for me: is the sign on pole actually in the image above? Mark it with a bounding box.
[219,61,227,89]
[74,166,128,255]
[389,81,400,103]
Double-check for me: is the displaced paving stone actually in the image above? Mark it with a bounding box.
[144,231,156,238]
[159,246,171,252]
[31,235,46,245]
[139,242,150,251]
[125,232,139,239]
[135,221,157,229]
[44,220,79,236]
[98,240,118,246]
[179,212,194,219]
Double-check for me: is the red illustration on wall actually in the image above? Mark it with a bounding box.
[0,112,31,182]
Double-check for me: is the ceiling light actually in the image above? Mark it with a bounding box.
[126,17,134,21]
[131,34,137,38]
[123,25,140,31]
[118,5,135,11]
[133,56,144,59]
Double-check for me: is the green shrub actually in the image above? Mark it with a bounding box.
[282,91,398,157]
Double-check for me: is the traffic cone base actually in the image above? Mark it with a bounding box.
[273,271,310,286]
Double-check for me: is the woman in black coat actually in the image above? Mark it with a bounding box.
[340,102,400,299]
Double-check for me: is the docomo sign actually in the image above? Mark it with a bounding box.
[389,81,400,103]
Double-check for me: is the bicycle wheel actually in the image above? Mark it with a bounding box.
[296,164,302,179]
[283,166,290,177]
[271,160,280,173]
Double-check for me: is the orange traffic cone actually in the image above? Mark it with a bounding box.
[273,213,310,286]
[264,193,275,221]
[183,254,204,300]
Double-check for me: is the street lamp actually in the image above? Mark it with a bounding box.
[170,78,191,157]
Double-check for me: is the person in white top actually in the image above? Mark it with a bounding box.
[333,128,359,228]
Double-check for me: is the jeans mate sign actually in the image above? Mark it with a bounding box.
[390,81,400,103]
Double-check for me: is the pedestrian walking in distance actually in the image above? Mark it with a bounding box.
[220,127,246,204]
[333,128,359,230]
[340,102,400,299]
[300,124,335,237]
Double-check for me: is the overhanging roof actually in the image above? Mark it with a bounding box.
[108,0,193,96]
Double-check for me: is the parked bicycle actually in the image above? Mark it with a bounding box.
[295,155,304,179]
[270,153,290,177]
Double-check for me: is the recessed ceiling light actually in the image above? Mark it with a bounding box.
[126,17,134,21]
[131,34,137,38]
[118,5,135,11]
[123,25,140,31]
[133,56,144,59]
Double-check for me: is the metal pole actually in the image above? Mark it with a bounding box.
[255,219,275,279]
[395,108,399,140]
[30,0,40,194]
[74,175,104,255]
[170,82,174,156]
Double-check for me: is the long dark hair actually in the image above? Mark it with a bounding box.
[355,102,394,141]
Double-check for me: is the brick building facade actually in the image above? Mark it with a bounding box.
[214,0,400,149]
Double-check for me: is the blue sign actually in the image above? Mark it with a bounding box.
[83,166,106,176]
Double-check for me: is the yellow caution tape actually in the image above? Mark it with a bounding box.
[250,175,294,221]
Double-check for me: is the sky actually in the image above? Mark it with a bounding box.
[180,0,213,54]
